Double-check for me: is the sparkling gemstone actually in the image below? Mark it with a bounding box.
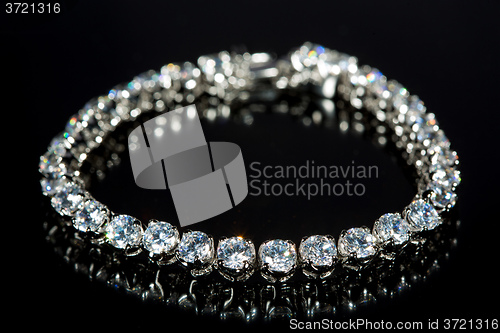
[48,135,70,157]
[78,106,102,143]
[299,235,337,267]
[41,175,70,196]
[431,166,461,188]
[160,62,200,91]
[388,82,409,112]
[63,115,80,140]
[426,183,457,210]
[373,213,411,245]
[39,150,67,177]
[51,182,86,216]
[291,43,326,70]
[134,70,161,93]
[290,43,356,89]
[415,113,438,142]
[259,239,297,274]
[73,199,109,233]
[405,98,426,126]
[366,69,389,98]
[427,130,451,153]
[177,231,214,265]
[217,237,256,271]
[430,148,458,168]
[338,228,377,259]
[197,52,233,82]
[404,199,441,232]
[105,215,143,249]
[317,52,351,78]
[409,97,426,113]
[142,221,179,254]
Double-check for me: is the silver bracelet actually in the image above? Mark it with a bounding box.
[39,42,460,283]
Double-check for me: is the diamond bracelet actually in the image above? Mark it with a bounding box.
[39,42,461,283]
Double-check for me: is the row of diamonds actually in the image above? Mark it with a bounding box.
[46,177,447,281]
[45,209,455,318]
[40,42,460,282]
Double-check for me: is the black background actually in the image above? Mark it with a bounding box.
[4,0,500,330]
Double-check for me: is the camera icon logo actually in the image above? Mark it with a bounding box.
[128,105,248,227]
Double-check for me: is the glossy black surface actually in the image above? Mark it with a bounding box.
[5,0,500,330]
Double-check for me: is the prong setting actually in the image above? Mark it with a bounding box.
[216,237,256,282]
[299,235,338,279]
[176,230,214,276]
[259,239,297,283]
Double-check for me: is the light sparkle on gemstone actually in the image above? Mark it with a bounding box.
[51,182,86,216]
[338,228,377,259]
[142,221,179,254]
[73,199,109,233]
[373,213,411,245]
[299,235,337,267]
[217,237,256,271]
[105,215,143,249]
[177,231,214,265]
[404,199,441,232]
[426,183,457,210]
[259,239,297,274]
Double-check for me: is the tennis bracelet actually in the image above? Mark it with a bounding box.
[39,42,460,282]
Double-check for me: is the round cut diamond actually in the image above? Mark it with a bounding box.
[41,175,70,197]
[51,182,86,216]
[259,239,297,274]
[217,237,256,271]
[105,215,143,249]
[73,199,109,233]
[373,213,411,245]
[426,183,457,210]
[404,199,441,232]
[142,221,179,254]
[299,235,337,267]
[338,228,377,259]
[177,231,214,265]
